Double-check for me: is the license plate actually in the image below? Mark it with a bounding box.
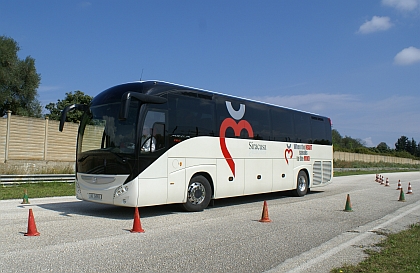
[88,193,102,200]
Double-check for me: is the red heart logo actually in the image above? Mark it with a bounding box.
[285,149,293,164]
[219,118,254,177]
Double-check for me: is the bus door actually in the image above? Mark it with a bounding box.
[137,109,168,206]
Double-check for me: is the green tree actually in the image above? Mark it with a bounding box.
[395,136,408,152]
[332,129,342,147]
[376,142,390,153]
[342,136,365,150]
[408,138,417,156]
[0,36,41,117]
[45,90,92,122]
[416,143,420,158]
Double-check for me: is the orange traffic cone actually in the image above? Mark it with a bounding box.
[375,174,379,182]
[259,200,271,222]
[385,178,390,187]
[24,209,40,236]
[380,176,384,185]
[396,180,402,190]
[130,207,145,233]
[406,182,413,194]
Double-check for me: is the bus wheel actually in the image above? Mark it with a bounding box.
[182,175,212,212]
[293,170,308,197]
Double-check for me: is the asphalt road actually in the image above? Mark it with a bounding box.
[1,172,420,273]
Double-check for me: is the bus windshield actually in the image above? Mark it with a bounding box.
[78,101,139,155]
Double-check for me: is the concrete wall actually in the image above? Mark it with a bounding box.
[1,111,78,163]
[333,151,420,165]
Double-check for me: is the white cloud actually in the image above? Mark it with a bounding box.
[38,85,62,92]
[382,0,419,11]
[394,46,420,65]
[252,93,356,114]
[357,16,393,34]
[79,2,92,8]
[363,137,374,147]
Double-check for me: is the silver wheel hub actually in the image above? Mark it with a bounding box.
[298,176,307,192]
[187,182,206,205]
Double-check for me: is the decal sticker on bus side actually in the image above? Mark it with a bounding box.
[219,101,254,177]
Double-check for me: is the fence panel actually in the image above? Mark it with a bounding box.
[333,151,420,165]
[8,116,45,160]
[47,120,78,161]
[0,117,6,162]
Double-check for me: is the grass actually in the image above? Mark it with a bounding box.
[0,182,75,200]
[331,223,420,273]
[333,169,418,177]
[334,160,420,170]
[333,160,420,177]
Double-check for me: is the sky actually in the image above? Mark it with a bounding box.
[1,0,420,148]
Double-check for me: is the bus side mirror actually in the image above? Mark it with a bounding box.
[119,92,132,121]
[59,104,89,132]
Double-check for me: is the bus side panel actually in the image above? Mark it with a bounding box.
[215,158,245,198]
[137,177,168,207]
[272,159,294,191]
[167,168,186,203]
[137,154,168,207]
[167,157,186,204]
[244,159,273,194]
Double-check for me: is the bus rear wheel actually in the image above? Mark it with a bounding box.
[182,175,212,212]
[293,170,308,197]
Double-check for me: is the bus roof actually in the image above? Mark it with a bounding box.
[99,80,330,120]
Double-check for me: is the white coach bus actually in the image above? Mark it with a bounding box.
[60,81,333,211]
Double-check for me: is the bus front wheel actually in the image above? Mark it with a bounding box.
[293,170,308,197]
[182,175,212,212]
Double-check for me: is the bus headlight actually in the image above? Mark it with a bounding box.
[114,185,129,197]
[75,181,81,195]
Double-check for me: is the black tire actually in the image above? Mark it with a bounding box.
[182,175,212,212]
[292,170,308,197]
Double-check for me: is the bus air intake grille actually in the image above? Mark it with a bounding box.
[81,175,116,184]
[313,161,322,185]
[322,161,332,183]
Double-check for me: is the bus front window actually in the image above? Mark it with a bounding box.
[79,101,139,155]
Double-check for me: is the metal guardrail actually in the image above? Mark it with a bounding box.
[0,174,75,185]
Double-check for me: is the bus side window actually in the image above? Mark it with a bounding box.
[294,113,311,143]
[168,93,215,138]
[311,116,332,145]
[271,109,294,142]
